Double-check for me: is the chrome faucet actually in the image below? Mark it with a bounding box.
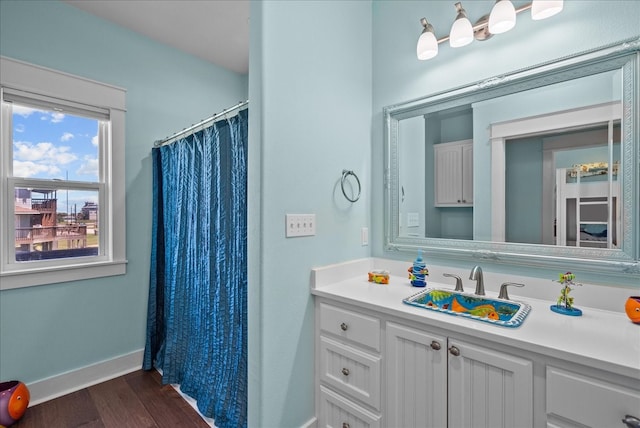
[498,282,525,300]
[469,265,485,296]
[443,273,464,292]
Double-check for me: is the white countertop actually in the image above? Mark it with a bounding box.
[311,258,640,380]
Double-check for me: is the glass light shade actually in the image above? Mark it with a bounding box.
[417,31,439,60]
[488,0,516,34]
[449,17,474,48]
[531,0,564,20]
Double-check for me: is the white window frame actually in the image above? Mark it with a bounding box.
[0,56,127,289]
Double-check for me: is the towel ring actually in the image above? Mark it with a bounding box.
[341,170,361,203]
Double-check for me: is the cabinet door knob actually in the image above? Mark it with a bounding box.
[340,322,348,331]
[449,346,460,356]
[462,199,466,203]
[622,414,640,428]
[341,367,350,376]
[342,423,350,428]
[457,199,461,203]
[430,340,441,350]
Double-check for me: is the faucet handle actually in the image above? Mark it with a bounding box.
[443,273,464,292]
[498,282,525,300]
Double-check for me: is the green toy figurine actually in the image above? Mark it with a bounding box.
[550,272,583,316]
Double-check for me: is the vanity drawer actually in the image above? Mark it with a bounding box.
[320,336,381,410]
[319,302,380,351]
[319,385,381,428]
[546,366,640,428]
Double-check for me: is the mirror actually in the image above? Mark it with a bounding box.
[384,40,639,276]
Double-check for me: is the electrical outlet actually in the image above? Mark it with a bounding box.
[285,214,316,237]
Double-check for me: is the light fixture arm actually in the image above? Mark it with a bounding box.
[420,17,435,35]
[435,2,534,45]
[454,2,468,21]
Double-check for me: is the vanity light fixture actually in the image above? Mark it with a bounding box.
[488,0,517,34]
[416,0,563,60]
[531,0,564,20]
[449,2,474,48]
[417,18,439,60]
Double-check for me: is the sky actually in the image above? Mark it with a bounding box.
[12,103,100,214]
[12,104,99,181]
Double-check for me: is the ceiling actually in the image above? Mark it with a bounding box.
[64,0,250,74]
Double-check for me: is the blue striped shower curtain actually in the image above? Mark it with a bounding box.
[144,109,248,428]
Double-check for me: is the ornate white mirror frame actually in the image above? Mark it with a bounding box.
[384,38,639,277]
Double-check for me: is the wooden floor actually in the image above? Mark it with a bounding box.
[14,370,210,428]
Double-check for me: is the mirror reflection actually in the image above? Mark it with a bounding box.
[505,122,620,248]
[396,69,622,248]
[386,41,638,274]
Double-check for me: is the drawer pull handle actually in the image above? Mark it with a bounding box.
[342,423,350,428]
[449,346,460,356]
[341,368,350,376]
[622,415,640,428]
[340,322,348,331]
[430,340,441,351]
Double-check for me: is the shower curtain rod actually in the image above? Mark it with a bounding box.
[154,99,248,147]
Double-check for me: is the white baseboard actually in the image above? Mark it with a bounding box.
[301,416,318,428]
[26,349,144,406]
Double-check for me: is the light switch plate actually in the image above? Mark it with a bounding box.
[286,214,316,237]
[407,212,420,228]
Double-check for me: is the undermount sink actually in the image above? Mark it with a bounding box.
[403,288,531,328]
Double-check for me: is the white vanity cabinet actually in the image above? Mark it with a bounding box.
[316,299,535,428]
[317,302,382,428]
[434,139,473,207]
[386,321,533,428]
[312,261,640,428]
[546,366,640,428]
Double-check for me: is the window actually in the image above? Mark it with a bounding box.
[1,57,126,289]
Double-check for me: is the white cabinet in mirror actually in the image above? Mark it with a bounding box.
[384,38,640,277]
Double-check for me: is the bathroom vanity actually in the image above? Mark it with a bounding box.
[311,259,640,428]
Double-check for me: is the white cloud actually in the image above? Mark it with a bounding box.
[76,156,98,177]
[38,112,65,123]
[12,106,65,123]
[12,105,41,118]
[15,124,25,133]
[13,141,78,165]
[91,135,99,146]
[13,161,61,178]
[61,132,74,142]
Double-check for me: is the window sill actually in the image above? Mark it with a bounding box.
[0,260,128,290]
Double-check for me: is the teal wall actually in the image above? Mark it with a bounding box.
[249,1,372,426]
[505,137,544,243]
[372,0,640,284]
[0,0,246,392]
[398,116,426,237]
